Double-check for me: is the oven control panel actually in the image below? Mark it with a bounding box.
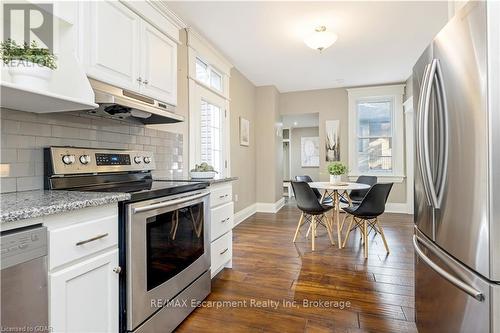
[47,147,156,175]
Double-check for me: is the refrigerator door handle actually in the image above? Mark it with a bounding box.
[434,59,449,209]
[422,60,441,209]
[417,63,433,206]
[413,235,484,301]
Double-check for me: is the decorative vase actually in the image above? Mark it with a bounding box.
[7,60,52,91]
[330,174,342,184]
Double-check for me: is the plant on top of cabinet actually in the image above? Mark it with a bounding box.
[1,39,57,90]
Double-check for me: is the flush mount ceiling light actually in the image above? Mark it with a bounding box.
[304,26,338,52]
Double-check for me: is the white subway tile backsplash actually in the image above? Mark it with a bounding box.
[0,108,183,193]
[16,176,43,192]
[0,177,17,193]
[1,149,18,162]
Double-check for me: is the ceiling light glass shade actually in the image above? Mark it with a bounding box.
[304,26,338,52]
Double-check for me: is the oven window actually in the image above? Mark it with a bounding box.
[146,202,204,291]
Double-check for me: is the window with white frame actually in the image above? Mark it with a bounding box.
[195,57,223,92]
[200,99,223,173]
[348,85,405,182]
[188,31,232,177]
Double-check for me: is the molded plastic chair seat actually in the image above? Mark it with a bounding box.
[295,175,333,205]
[340,175,377,205]
[341,183,393,258]
[291,181,335,251]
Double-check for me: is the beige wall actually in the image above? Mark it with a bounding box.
[229,69,257,212]
[255,86,283,204]
[280,87,407,204]
[290,127,320,181]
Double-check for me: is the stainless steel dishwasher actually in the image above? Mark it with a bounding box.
[1,225,48,331]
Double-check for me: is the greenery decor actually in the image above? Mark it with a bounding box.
[0,39,57,69]
[327,162,348,176]
[191,162,218,173]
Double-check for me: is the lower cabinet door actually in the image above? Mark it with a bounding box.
[49,249,119,333]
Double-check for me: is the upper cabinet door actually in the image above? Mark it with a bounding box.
[85,1,140,91]
[140,22,177,105]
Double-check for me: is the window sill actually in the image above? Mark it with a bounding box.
[348,174,405,183]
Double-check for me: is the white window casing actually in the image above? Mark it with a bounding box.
[347,84,406,183]
[187,29,232,177]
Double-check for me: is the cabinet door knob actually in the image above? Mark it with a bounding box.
[137,77,142,83]
[143,80,149,85]
[113,266,122,274]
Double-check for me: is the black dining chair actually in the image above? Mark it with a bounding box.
[341,183,393,258]
[295,175,333,205]
[340,175,377,205]
[291,181,335,251]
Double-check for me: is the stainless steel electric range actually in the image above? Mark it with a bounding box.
[44,146,211,333]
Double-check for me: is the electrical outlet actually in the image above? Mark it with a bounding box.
[234,194,239,202]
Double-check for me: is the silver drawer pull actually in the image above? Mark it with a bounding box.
[221,218,230,223]
[219,248,229,255]
[219,194,228,199]
[76,233,109,246]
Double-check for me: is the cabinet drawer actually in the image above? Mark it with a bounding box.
[211,202,233,241]
[210,185,232,207]
[211,231,232,276]
[49,215,118,270]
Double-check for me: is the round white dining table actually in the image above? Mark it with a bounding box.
[308,182,370,249]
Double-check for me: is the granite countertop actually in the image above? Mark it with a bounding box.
[0,190,130,224]
[155,177,238,185]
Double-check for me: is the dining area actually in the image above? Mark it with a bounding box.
[290,174,393,258]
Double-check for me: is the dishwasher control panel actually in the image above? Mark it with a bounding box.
[1,225,47,270]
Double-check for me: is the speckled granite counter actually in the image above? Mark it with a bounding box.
[0,190,130,224]
[154,177,238,185]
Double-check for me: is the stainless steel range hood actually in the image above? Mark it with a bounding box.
[88,79,183,124]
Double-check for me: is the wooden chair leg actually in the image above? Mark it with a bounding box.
[376,218,390,254]
[293,213,304,242]
[363,220,368,259]
[342,215,355,248]
[311,216,316,251]
[336,212,342,249]
[306,223,311,239]
[340,213,348,232]
[325,215,335,246]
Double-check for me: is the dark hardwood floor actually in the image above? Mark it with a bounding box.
[176,200,417,333]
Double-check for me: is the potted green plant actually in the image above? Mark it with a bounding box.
[190,162,218,179]
[1,39,57,90]
[327,162,347,184]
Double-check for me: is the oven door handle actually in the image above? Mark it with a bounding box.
[132,192,209,214]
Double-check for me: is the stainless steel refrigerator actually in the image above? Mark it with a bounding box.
[413,1,500,332]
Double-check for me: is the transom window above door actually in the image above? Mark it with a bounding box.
[348,85,405,182]
[195,58,223,92]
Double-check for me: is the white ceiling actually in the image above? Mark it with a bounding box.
[281,113,319,129]
[167,1,449,92]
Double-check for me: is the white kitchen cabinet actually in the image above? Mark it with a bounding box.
[80,1,178,105]
[140,22,177,105]
[49,249,119,333]
[84,1,141,91]
[210,182,234,278]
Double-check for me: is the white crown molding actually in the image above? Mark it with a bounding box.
[151,1,187,29]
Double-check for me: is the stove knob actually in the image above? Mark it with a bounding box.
[79,155,91,165]
[143,156,151,164]
[62,154,75,165]
[134,156,142,164]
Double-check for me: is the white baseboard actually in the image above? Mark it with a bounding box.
[233,203,257,227]
[256,197,285,213]
[386,202,413,214]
